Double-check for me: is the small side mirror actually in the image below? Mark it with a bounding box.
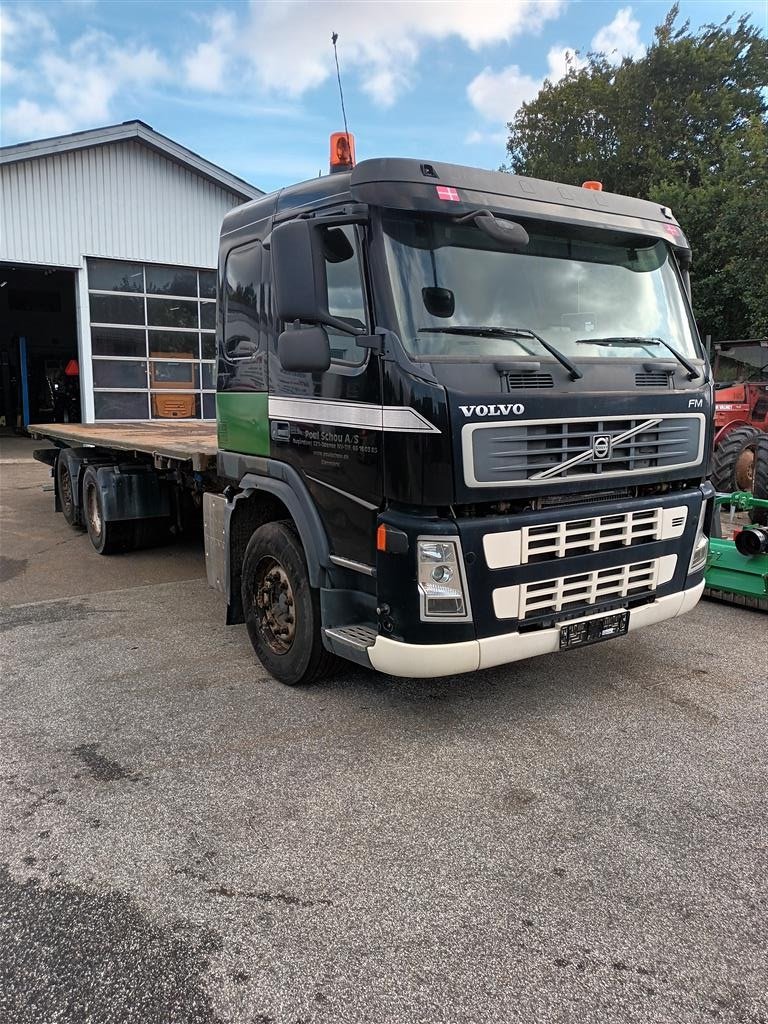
[460,210,529,248]
[224,335,258,360]
[422,287,455,318]
[278,324,331,373]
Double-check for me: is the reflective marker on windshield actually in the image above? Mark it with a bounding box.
[436,186,460,201]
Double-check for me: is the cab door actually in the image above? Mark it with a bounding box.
[268,222,383,566]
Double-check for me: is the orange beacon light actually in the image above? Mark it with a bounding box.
[330,132,355,173]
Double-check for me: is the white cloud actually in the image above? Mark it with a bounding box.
[183,11,237,93]
[3,29,170,140]
[464,4,642,141]
[591,7,645,63]
[465,128,508,146]
[179,0,565,108]
[467,45,585,123]
[0,6,56,47]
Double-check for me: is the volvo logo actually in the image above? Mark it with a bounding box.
[459,403,525,418]
[591,434,613,461]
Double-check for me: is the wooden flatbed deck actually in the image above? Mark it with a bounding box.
[28,422,218,472]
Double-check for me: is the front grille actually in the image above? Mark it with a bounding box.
[635,371,672,387]
[523,508,660,562]
[491,557,674,621]
[483,504,688,569]
[520,560,659,618]
[502,372,554,390]
[465,414,702,488]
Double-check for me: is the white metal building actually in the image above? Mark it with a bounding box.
[0,120,261,426]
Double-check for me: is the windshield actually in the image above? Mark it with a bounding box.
[713,343,768,384]
[381,212,699,362]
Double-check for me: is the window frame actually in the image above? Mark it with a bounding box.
[322,223,371,370]
[222,240,264,363]
[86,256,217,421]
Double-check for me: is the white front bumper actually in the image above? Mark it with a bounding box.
[367,581,705,678]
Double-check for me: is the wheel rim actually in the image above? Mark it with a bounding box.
[85,482,102,538]
[735,447,755,491]
[59,464,72,514]
[253,557,295,655]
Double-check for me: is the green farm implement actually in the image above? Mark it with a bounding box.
[705,492,768,611]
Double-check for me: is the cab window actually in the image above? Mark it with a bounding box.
[321,224,367,365]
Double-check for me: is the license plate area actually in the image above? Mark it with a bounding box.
[559,610,629,650]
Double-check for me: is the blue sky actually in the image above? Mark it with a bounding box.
[1,0,765,193]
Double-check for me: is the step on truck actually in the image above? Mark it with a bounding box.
[32,147,715,686]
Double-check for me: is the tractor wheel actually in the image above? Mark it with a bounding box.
[710,426,761,493]
[749,432,768,525]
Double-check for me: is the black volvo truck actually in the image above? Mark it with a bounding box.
[208,155,713,684]
[32,152,714,686]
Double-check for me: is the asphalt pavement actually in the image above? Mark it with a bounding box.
[1,433,766,1024]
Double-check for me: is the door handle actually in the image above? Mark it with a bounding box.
[271,420,290,443]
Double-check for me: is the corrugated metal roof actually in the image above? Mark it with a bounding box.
[0,138,250,268]
[0,120,262,201]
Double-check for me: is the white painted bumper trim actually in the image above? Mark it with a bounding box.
[367,581,705,678]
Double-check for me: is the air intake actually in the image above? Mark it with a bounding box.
[502,373,554,390]
[635,371,671,388]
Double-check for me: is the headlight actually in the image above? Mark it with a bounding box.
[688,502,709,574]
[417,536,471,620]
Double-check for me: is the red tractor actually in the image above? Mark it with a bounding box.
[710,338,768,522]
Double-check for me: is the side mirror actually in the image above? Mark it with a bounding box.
[422,287,455,318]
[278,324,331,373]
[271,219,365,335]
[272,219,325,324]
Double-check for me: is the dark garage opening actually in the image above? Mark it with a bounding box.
[0,263,80,429]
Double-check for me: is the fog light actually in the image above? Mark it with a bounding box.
[417,536,471,620]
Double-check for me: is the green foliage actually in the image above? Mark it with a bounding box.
[505,5,768,342]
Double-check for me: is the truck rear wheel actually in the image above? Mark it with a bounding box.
[82,466,134,555]
[710,426,760,493]
[56,455,82,529]
[749,432,768,525]
[241,521,336,686]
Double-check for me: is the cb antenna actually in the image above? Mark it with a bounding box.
[331,32,351,146]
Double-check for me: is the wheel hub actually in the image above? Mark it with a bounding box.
[735,448,755,491]
[86,484,102,537]
[60,465,72,511]
[254,558,295,655]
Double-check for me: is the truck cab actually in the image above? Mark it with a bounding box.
[209,155,713,685]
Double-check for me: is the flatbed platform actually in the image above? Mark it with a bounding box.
[28,422,218,472]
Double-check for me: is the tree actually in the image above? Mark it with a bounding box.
[505,6,768,342]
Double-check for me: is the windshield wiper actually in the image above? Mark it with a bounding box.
[418,325,583,380]
[575,335,704,381]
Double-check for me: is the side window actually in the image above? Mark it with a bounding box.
[224,242,262,360]
[321,225,367,365]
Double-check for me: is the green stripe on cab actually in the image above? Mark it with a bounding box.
[216,392,270,457]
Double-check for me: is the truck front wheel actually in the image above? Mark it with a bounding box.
[241,522,336,686]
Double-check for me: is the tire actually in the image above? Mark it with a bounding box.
[56,454,83,529]
[241,521,337,686]
[82,466,134,555]
[749,432,768,525]
[710,426,761,493]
